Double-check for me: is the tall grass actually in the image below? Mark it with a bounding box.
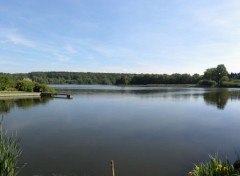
[0,118,22,176]
[189,155,240,176]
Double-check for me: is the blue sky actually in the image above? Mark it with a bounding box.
[0,0,240,74]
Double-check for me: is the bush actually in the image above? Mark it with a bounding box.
[220,81,240,88]
[220,76,229,82]
[34,83,55,93]
[15,80,56,93]
[15,80,35,92]
[198,79,217,87]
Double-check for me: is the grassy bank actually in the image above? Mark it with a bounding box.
[0,91,41,98]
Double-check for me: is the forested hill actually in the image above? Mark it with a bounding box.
[1,64,240,86]
[8,72,202,85]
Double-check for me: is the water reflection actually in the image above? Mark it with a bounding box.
[203,90,240,110]
[3,86,240,176]
[0,97,52,114]
[203,90,229,110]
[55,85,240,110]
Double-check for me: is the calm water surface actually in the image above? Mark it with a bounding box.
[1,85,240,176]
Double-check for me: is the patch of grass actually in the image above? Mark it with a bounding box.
[188,155,240,176]
[0,91,27,94]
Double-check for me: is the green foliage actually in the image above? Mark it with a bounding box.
[216,64,228,83]
[198,79,217,87]
[188,155,240,176]
[0,74,55,93]
[203,64,229,84]
[34,83,56,93]
[220,81,240,88]
[0,119,22,176]
[203,68,217,81]
[12,72,202,85]
[200,64,234,87]
[0,65,238,87]
[15,80,35,92]
[0,76,15,91]
[220,76,229,82]
[229,73,240,80]
[116,76,131,85]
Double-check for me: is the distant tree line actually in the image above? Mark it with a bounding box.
[1,64,239,87]
[5,72,202,85]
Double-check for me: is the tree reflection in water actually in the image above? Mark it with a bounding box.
[203,89,240,110]
[0,97,52,114]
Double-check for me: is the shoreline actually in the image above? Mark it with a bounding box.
[0,92,41,98]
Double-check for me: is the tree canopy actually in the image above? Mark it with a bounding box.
[0,75,55,93]
[1,64,239,88]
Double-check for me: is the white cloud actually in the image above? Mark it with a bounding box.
[6,34,35,48]
[0,28,35,48]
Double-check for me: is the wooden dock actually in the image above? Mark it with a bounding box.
[40,92,72,99]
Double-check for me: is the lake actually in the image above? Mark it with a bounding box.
[1,85,240,176]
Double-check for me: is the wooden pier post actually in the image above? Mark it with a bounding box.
[110,160,115,176]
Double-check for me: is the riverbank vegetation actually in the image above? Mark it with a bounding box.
[188,155,240,176]
[1,64,240,87]
[0,76,55,93]
[0,119,22,176]
[198,64,240,88]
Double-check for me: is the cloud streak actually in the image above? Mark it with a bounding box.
[6,34,35,48]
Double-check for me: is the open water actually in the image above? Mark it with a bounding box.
[1,85,240,176]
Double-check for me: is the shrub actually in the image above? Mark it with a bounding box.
[15,81,56,93]
[220,76,229,82]
[33,83,47,92]
[33,83,55,93]
[220,81,240,88]
[198,79,217,87]
[15,80,35,92]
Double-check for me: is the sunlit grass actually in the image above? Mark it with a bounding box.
[189,155,240,176]
[0,91,27,94]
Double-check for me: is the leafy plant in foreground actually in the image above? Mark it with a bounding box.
[188,155,240,176]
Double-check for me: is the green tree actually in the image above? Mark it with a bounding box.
[191,74,201,84]
[216,64,228,83]
[15,80,35,92]
[203,68,217,81]
[0,76,15,91]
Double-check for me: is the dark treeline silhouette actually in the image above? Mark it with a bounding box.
[229,72,240,80]
[3,72,202,85]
